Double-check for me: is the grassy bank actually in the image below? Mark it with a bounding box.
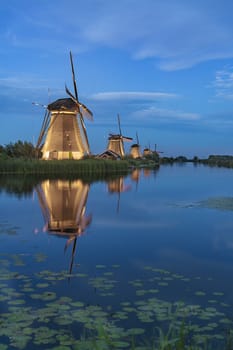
[0,158,129,175]
[201,155,233,168]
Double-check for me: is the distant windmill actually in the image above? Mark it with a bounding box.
[107,114,132,158]
[36,51,93,160]
[130,132,141,159]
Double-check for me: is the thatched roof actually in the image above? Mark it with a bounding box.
[108,134,121,140]
[48,98,78,112]
[97,150,121,160]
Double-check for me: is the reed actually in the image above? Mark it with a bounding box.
[0,158,129,175]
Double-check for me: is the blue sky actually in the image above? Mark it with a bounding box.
[1,0,233,157]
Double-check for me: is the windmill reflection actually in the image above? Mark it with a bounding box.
[107,176,131,212]
[130,168,142,191]
[36,179,91,273]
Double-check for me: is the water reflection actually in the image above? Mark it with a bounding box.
[36,179,91,273]
[143,168,152,177]
[130,168,141,183]
[107,176,131,212]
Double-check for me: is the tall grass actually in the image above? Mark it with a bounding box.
[0,158,129,175]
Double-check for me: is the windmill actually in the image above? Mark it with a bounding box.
[130,132,141,159]
[107,114,132,158]
[36,51,93,160]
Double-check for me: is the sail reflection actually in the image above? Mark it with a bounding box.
[36,179,91,273]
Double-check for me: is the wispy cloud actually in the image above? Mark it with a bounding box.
[132,107,201,121]
[90,91,178,101]
[0,76,48,90]
[4,0,233,70]
[213,67,233,99]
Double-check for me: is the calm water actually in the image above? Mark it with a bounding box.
[0,163,233,349]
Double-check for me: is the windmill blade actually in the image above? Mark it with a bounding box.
[36,110,50,149]
[79,111,91,154]
[64,236,75,253]
[122,136,133,142]
[65,84,78,103]
[79,102,93,120]
[70,51,79,101]
[32,102,47,108]
[65,85,93,121]
[79,214,92,232]
[69,237,77,276]
[117,114,122,136]
[136,132,140,145]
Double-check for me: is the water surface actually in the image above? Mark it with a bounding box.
[0,163,233,349]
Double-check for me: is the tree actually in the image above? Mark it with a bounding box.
[2,140,37,159]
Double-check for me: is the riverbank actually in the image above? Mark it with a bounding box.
[0,154,232,175]
[0,158,130,175]
[160,154,233,168]
[0,153,162,175]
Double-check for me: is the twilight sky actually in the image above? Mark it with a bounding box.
[1,0,233,157]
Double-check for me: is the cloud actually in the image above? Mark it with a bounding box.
[0,76,48,91]
[132,107,201,122]
[213,67,233,99]
[74,0,233,70]
[4,0,233,70]
[90,91,178,101]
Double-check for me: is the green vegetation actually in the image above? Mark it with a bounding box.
[160,154,233,169]
[201,155,233,168]
[0,140,160,175]
[1,140,233,172]
[0,158,130,175]
[0,140,37,159]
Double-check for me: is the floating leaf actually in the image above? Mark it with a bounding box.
[95,265,106,269]
[195,291,206,296]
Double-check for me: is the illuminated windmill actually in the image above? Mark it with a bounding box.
[36,179,91,273]
[36,52,93,160]
[130,132,141,159]
[107,114,132,158]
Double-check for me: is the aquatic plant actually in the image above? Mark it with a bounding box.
[0,247,232,349]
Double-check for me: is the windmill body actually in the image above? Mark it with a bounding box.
[107,134,126,158]
[41,98,88,160]
[130,132,141,159]
[106,115,132,158]
[143,148,153,156]
[130,143,141,159]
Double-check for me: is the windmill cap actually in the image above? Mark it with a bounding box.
[48,98,78,112]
